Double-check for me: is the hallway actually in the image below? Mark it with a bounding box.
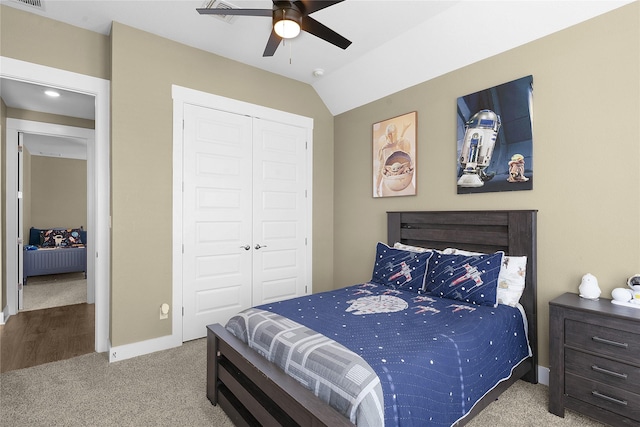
[0,303,94,373]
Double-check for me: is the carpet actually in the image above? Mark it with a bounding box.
[23,273,87,311]
[0,338,605,427]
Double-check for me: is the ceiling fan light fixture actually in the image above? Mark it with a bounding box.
[273,7,301,39]
[274,18,300,38]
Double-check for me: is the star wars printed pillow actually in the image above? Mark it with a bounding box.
[370,242,433,293]
[424,251,504,307]
[443,248,527,307]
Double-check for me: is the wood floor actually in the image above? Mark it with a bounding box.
[0,303,94,373]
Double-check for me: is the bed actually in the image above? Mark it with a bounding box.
[206,210,537,426]
[23,227,87,284]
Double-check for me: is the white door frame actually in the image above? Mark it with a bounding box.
[172,85,313,342]
[8,121,94,306]
[1,57,110,353]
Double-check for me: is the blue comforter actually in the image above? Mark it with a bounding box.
[257,283,531,426]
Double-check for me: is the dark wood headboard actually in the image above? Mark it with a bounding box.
[387,210,538,383]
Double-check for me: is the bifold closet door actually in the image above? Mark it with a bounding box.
[251,118,308,306]
[182,104,253,341]
[182,105,309,341]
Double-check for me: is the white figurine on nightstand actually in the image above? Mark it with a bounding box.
[611,274,640,308]
[578,273,601,300]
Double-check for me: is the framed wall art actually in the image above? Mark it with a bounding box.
[456,75,533,194]
[373,111,417,198]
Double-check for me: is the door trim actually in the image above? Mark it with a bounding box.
[9,121,94,309]
[172,85,313,342]
[1,57,111,352]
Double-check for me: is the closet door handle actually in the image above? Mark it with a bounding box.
[255,244,267,250]
[240,245,250,251]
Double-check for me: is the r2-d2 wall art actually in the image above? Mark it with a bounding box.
[457,109,501,188]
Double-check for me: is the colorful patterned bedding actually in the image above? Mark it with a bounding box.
[226,283,530,427]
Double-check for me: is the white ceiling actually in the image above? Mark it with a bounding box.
[1,0,633,117]
[0,78,95,120]
[0,78,93,159]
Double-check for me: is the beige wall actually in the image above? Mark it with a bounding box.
[334,3,640,369]
[3,109,92,240]
[0,4,108,318]
[109,23,334,346]
[0,5,110,80]
[4,108,92,242]
[27,156,87,232]
[7,108,95,130]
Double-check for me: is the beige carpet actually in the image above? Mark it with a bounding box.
[23,273,87,311]
[0,338,605,427]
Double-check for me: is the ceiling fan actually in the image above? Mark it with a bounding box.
[197,0,352,57]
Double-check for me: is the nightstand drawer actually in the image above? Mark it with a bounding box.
[565,348,640,394]
[566,373,640,421]
[566,319,640,363]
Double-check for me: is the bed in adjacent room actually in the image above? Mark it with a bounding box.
[23,227,87,284]
[206,210,538,426]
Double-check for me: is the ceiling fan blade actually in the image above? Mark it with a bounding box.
[301,15,351,50]
[196,8,272,17]
[294,0,344,15]
[263,29,282,57]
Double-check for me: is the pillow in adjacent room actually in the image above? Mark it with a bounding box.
[67,228,84,245]
[444,248,527,307]
[371,242,432,292]
[29,228,43,246]
[40,228,84,247]
[424,251,504,307]
[40,229,58,247]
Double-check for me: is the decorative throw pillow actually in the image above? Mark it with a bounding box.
[29,228,43,246]
[444,248,527,307]
[41,228,84,247]
[424,251,504,307]
[371,242,432,293]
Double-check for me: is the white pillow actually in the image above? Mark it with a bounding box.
[443,248,527,307]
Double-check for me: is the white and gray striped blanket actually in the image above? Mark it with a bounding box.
[225,308,384,426]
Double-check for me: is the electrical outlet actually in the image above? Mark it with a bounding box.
[160,303,170,320]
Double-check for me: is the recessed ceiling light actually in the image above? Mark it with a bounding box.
[44,89,60,97]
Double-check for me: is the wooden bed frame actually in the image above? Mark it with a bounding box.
[207,210,538,426]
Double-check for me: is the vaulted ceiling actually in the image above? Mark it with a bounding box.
[5,0,630,159]
[2,0,632,116]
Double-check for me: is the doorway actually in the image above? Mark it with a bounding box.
[1,57,110,353]
[20,131,90,311]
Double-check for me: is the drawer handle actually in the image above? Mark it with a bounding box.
[591,390,628,406]
[591,365,628,380]
[592,336,628,349]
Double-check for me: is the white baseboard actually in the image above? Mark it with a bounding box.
[108,334,182,363]
[537,365,550,386]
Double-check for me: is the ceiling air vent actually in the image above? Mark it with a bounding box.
[202,0,237,24]
[11,0,43,9]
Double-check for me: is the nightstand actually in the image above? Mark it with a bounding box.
[549,292,640,427]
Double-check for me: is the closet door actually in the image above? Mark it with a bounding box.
[252,118,308,305]
[182,104,253,341]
